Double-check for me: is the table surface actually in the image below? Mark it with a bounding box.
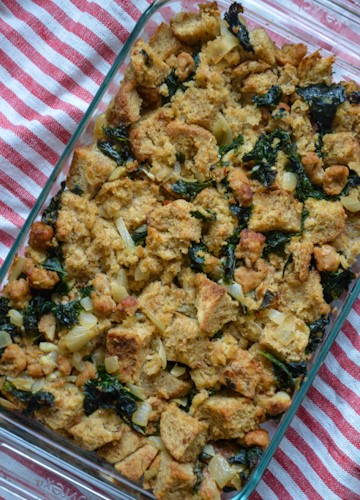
[0,1,359,499]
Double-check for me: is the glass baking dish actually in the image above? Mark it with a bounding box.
[0,0,359,498]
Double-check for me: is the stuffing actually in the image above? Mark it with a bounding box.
[287,238,314,282]
[297,49,335,86]
[313,245,341,273]
[69,409,123,451]
[38,385,84,430]
[219,347,262,398]
[29,221,54,251]
[303,198,346,245]
[131,39,171,87]
[111,79,142,126]
[322,132,360,174]
[153,452,196,500]
[115,443,158,481]
[275,43,307,67]
[248,28,277,66]
[140,370,192,400]
[2,278,31,309]
[149,23,186,60]
[235,229,266,267]
[170,2,220,45]
[0,344,26,377]
[323,165,349,196]
[98,428,145,464]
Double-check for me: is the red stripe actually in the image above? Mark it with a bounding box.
[30,0,117,66]
[330,339,360,382]
[285,425,356,498]
[0,201,25,228]
[349,298,360,319]
[0,112,58,167]
[0,49,83,123]
[0,229,14,249]
[273,447,321,498]
[113,0,142,21]
[0,83,71,144]
[249,491,261,500]
[1,0,104,91]
[308,385,360,447]
[0,169,36,209]
[262,468,293,499]
[317,365,360,412]
[342,320,360,351]
[297,404,359,472]
[0,141,48,186]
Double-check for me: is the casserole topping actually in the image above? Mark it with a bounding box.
[1,2,359,498]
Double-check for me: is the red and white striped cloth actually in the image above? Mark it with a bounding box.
[0,1,359,499]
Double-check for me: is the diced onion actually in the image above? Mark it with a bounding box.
[205,32,239,64]
[110,281,128,303]
[8,376,34,391]
[8,256,26,283]
[155,337,167,369]
[142,168,156,181]
[31,378,45,393]
[8,309,23,327]
[91,348,105,367]
[80,296,93,312]
[44,323,56,342]
[213,113,233,147]
[134,265,147,282]
[118,268,129,290]
[144,310,166,333]
[208,454,237,489]
[126,383,145,401]
[219,280,248,306]
[202,444,216,457]
[267,308,287,325]
[131,401,152,427]
[65,325,97,352]
[0,397,17,410]
[172,397,188,407]
[39,342,58,353]
[79,312,97,329]
[108,166,126,181]
[281,172,297,192]
[105,355,119,374]
[340,194,360,212]
[115,217,136,251]
[40,351,58,370]
[72,352,85,372]
[170,364,186,377]
[148,436,165,451]
[0,331,13,349]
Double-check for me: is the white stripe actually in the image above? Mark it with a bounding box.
[0,67,78,132]
[19,1,112,77]
[346,308,360,333]
[293,415,360,492]
[267,456,308,499]
[0,214,23,235]
[0,185,30,216]
[1,4,102,99]
[0,241,11,261]
[0,155,43,200]
[255,475,279,500]
[326,351,360,396]
[336,330,360,365]
[0,96,67,153]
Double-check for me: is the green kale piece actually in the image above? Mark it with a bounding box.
[70,185,84,196]
[229,204,251,229]
[23,296,54,336]
[219,134,244,158]
[297,84,346,134]
[189,243,209,273]
[131,224,148,246]
[349,91,360,104]
[320,268,355,303]
[228,446,263,482]
[259,290,277,310]
[0,297,17,335]
[170,179,213,201]
[341,170,360,196]
[222,227,241,284]
[224,2,254,53]
[83,367,143,433]
[0,297,10,317]
[263,231,297,257]
[260,351,306,391]
[286,153,327,202]
[190,209,217,222]
[52,300,82,329]
[252,86,283,108]
[4,381,54,416]
[97,124,131,166]
[306,315,330,354]
[79,285,94,298]
[41,181,65,228]
[249,163,277,187]
[42,257,66,278]
[140,49,151,67]
[161,70,186,105]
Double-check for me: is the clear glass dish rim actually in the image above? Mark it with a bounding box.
[0,0,359,498]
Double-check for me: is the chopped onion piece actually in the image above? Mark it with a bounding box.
[80,296,93,312]
[72,352,85,372]
[202,444,216,457]
[132,401,152,427]
[142,168,156,181]
[0,331,13,348]
[148,436,165,451]
[115,217,136,251]
[144,310,166,333]
[91,348,105,367]
[8,376,34,391]
[8,256,26,283]
[31,378,45,393]
[213,113,233,147]
[65,326,97,352]
[118,268,129,290]
[44,322,56,342]
[0,397,17,410]
[105,355,119,374]
[208,454,237,489]
[340,195,360,212]
[267,308,287,325]
[134,265,147,282]
[8,309,23,327]
[281,172,297,192]
[40,351,58,370]
[126,383,145,401]
[79,312,97,329]
[205,32,239,64]
[170,364,186,377]
[110,281,128,303]
[39,342,58,353]
[172,397,188,407]
[108,166,126,181]
[155,337,167,369]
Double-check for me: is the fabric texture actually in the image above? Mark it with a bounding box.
[0,1,359,498]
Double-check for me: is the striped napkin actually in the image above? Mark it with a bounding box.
[0,1,359,498]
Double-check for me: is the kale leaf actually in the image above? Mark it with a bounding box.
[229,204,251,229]
[260,351,306,391]
[253,86,283,108]
[349,91,360,104]
[321,268,355,303]
[219,134,244,157]
[224,2,254,53]
[161,70,186,105]
[259,290,277,310]
[79,285,94,298]
[190,209,217,222]
[249,163,277,187]
[306,315,330,354]
[41,181,65,228]
[131,224,148,246]
[83,367,143,433]
[52,300,82,329]
[4,381,54,416]
[140,49,151,67]
[222,227,241,284]
[189,243,209,273]
[170,179,213,201]
[341,170,360,196]
[0,297,10,317]
[97,124,131,166]
[228,446,263,482]
[297,84,346,134]
[23,296,54,336]
[42,257,66,278]
[263,231,297,257]
[286,152,328,202]
[0,297,17,335]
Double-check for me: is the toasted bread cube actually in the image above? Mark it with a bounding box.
[112,79,142,125]
[149,23,185,60]
[160,403,208,462]
[115,443,158,481]
[249,190,303,233]
[219,348,262,398]
[97,427,145,464]
[141,370,192,400]
[303,198,346,245]
[131,39,170,87]
[153,452,196,500]
[170,2,220,45]
[322,132,360,173]
[69,409,123,451]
